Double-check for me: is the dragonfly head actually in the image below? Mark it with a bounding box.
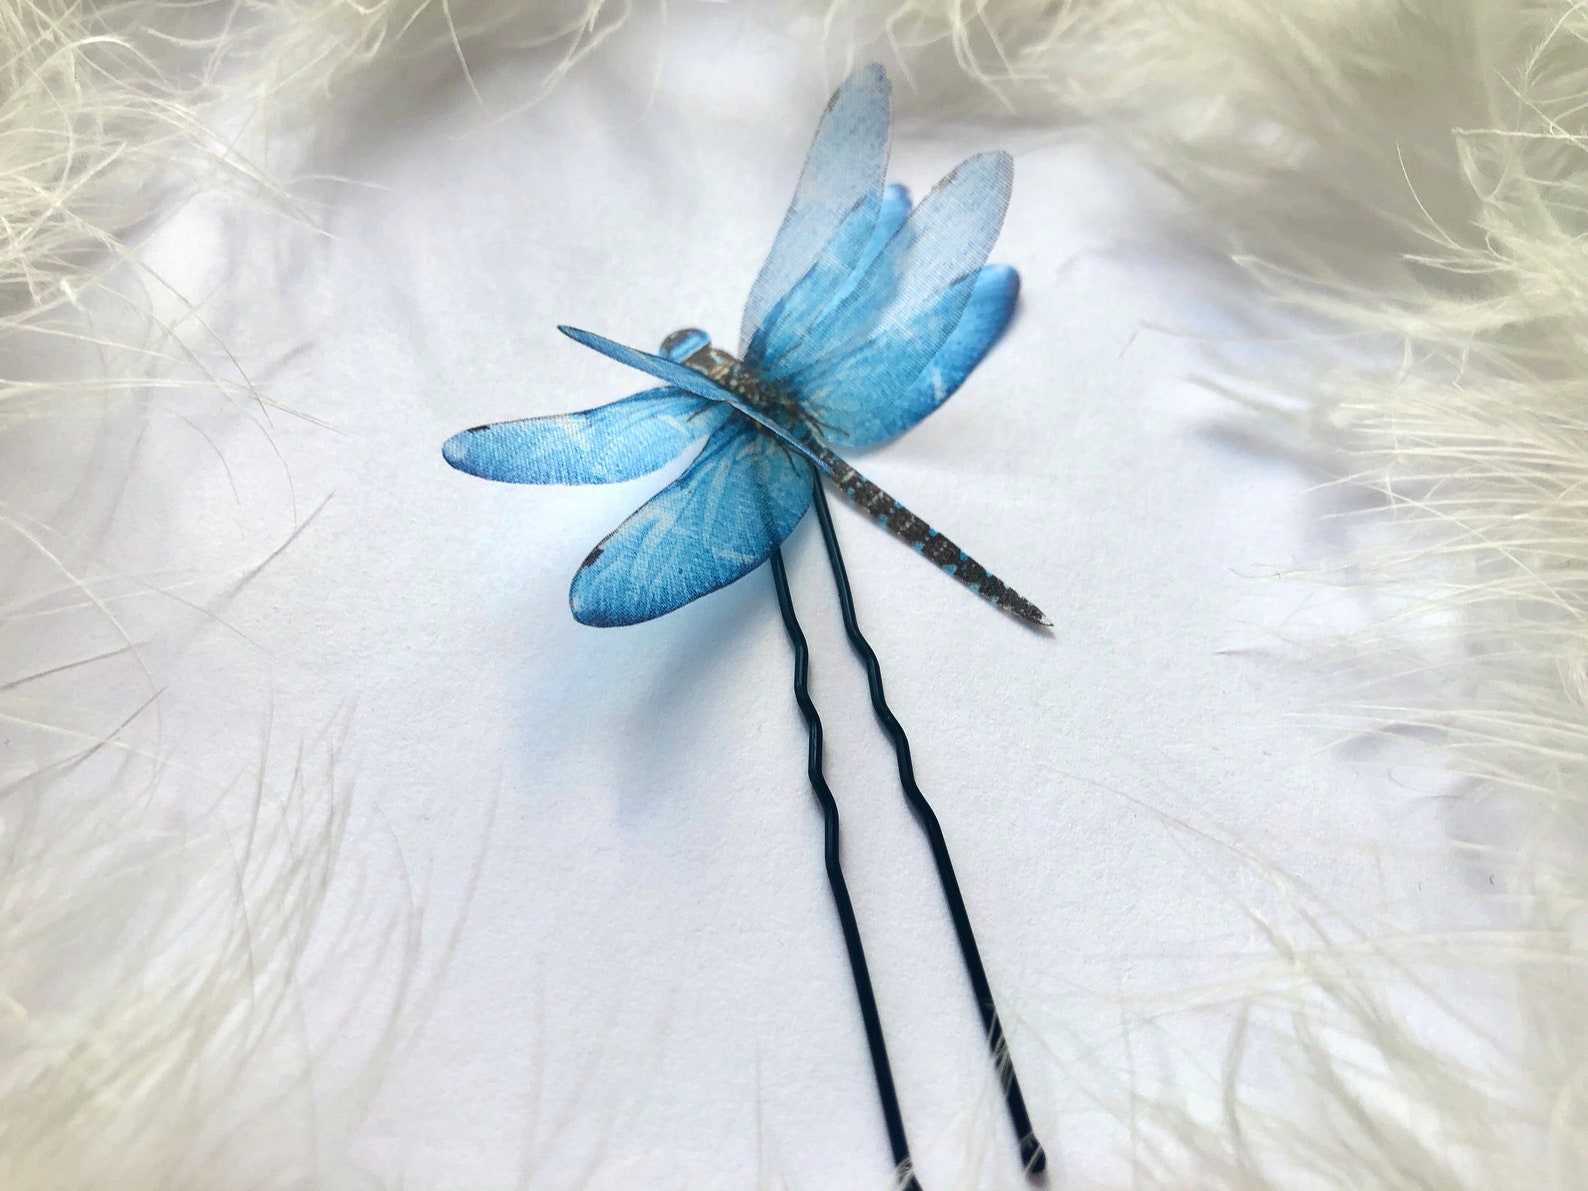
[660,327,711,364]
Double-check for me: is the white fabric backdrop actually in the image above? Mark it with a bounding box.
[115,8,1468,1187]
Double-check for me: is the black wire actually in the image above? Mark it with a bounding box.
[768,545,921,1191]
[810,479,1048,1178]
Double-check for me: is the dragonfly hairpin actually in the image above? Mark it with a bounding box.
[444,64,1046,1186]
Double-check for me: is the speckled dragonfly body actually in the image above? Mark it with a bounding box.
[443,64,1044,629]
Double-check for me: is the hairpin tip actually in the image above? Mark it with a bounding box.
[1021,1135,1048,1176]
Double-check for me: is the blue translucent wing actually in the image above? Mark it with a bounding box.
[745,191,881,373]
[569,418,815,626]
[745,183,911,373]
[854,182,913,279]
[558,325,829,470]
[764,151,1014,388]
[796,264,1019,450]
[558,325,740,406]
[442,387,728,484]
[739,65,891,353]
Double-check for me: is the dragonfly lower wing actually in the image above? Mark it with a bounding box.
[442,387,726,485]
[570,418,815,626]
[818,450,1049,627]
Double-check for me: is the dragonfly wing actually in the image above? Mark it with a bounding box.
[795,264,1018,450]
[559,325,832,474]
[559,325,743,406]
[764,151,1014,391]
[442,387,728,484]
[570,419,815,626]
[857,182,914,276]
[745,182,911,373]
[739,64,891,353]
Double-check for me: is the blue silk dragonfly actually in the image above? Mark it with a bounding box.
[443,64,1047,1186]
[444,66,1044,630]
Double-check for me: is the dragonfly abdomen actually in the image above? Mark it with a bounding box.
[670,339,1045,627]
[822,456,1050,627]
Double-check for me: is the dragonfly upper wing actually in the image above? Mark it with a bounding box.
[558,325,744,406]
[795,263,1018,450]
[442,387,728,484]
[739,64,891,354]
[745,182,911,373]
[570,419,815,626]
[764,150,1014,388]
[559,325,834,473]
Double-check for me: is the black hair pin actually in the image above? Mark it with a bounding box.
[770,476,1046,1187]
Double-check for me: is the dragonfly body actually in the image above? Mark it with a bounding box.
[444,63,1046,628]
[662,328,1049,625]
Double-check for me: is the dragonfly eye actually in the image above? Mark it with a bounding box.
[660,327,710,363]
